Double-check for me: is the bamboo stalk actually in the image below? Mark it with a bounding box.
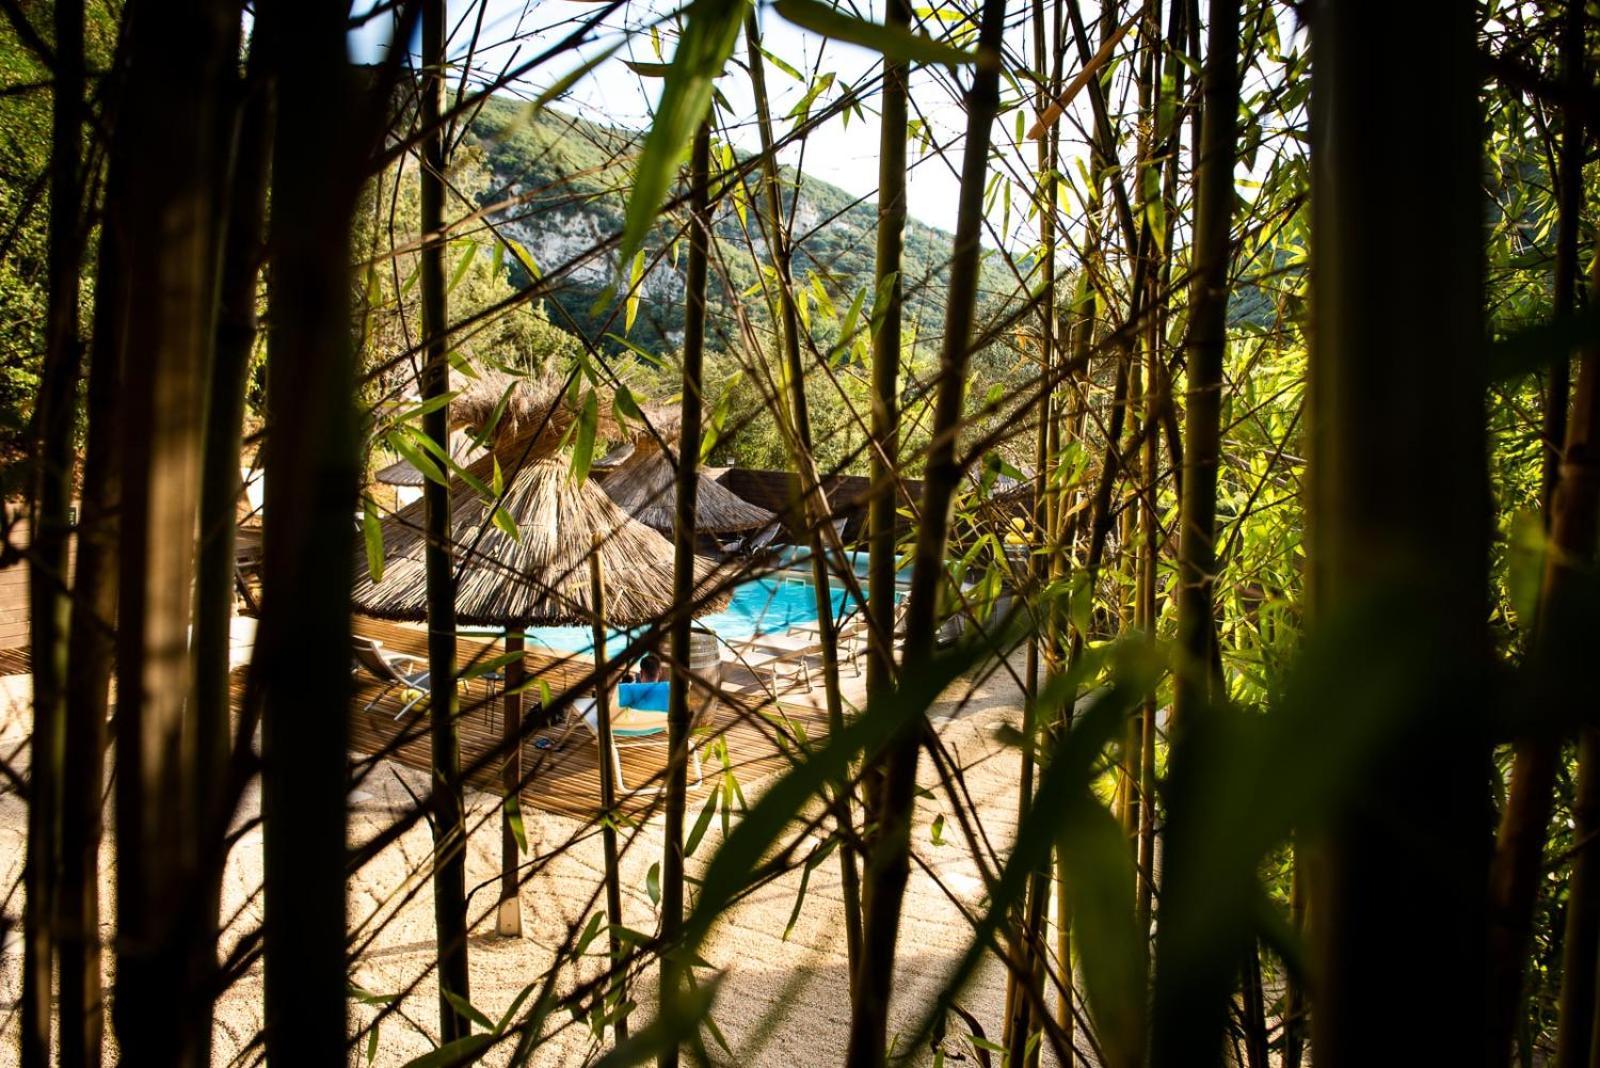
[259,0,361,1057]
[1305,0,1488,1060]
[1171,0,1238,734]
[744,11,864,985]
[109,3,234,1061]
[847,0,1009,1060]
[497,631,525,938]
[590,544,630,1044]
[659,118,712,1068]
[419,0,472,1041]
[23,0,85,1061]
[59,86,120,1068]
[1487,3,1590,1058]
[1005,0,1061,1058]
[189,46,271,1068]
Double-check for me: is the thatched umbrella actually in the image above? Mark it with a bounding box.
[601,411,775,535]
[353,372,729,936]
[353,449,729,626]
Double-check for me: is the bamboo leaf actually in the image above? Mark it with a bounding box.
[386,430,447,486]
[504,793,527,854]
[617,0,752,269]
[446,240,477,294]
[443,990,495,1033]
[685,785,720,856]
[398,1034,493,1068]
[626,249,646,334]
[624,59,673,77]
[570,389,599,482]
[774,0,977,65]
[362,502,385,583]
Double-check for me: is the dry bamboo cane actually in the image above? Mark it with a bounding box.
[590,543,631,1043]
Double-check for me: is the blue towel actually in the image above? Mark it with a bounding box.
[617,681,670,712]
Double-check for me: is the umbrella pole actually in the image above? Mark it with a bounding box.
[496,630,525,937]
[590,544,630,1042]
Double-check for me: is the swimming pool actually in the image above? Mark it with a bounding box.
[500,570,876,658]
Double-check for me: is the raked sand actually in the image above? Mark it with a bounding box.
[0,657,1064,1066]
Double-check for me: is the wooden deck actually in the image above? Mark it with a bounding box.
[344,616,827,820]
[0,645,29,677]
[5,617,828,822]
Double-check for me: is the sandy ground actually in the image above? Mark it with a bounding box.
[0,652,1062,1066]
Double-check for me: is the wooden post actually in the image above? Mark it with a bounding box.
[590,540,629,1042]
[496,630,525,937]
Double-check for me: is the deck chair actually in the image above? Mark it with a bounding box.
[575,681,703,792]
[732,632,822,691]
[738,521,783,558]
[352,637,430,719]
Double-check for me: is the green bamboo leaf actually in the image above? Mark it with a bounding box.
[361,502,385,582]
[684,785,719,856]
[625,249,646,334]
[443,990,495,1033]
[773,0,977,65]
[386,430,447,486]
[570,389,599,483]
[624,59,673,77]
[647,861,662,906]
[504,793,527,854]
[491,505,520,541]
[398,1034,493,1068]
[1058,796,1145,1064]
[613,383,644,423]
[389,390,456,426]
[446,240,477,295]
[761,45,804,81]
[576,910,606,955]
[786,71,835,122]
[617,0,752,269]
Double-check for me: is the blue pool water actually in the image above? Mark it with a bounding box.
[495,570,871,658]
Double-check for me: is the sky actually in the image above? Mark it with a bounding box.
[348,0,996,234]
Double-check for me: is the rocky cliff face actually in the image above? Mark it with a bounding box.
[466,97,1002,358]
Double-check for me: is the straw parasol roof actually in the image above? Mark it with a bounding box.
[353,373,730,628]
[600,402,774,535]
[602,446,776,534]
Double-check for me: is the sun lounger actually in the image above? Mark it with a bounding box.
[574,681,702,792]
[731,631,823,690]
[352,637,431,719]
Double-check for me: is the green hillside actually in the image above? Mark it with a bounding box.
[464,96,1021,357]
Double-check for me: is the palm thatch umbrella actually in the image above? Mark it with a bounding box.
[353,371,729,935]
[601,410,775,535]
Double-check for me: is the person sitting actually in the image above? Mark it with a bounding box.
[636,653,664,684]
